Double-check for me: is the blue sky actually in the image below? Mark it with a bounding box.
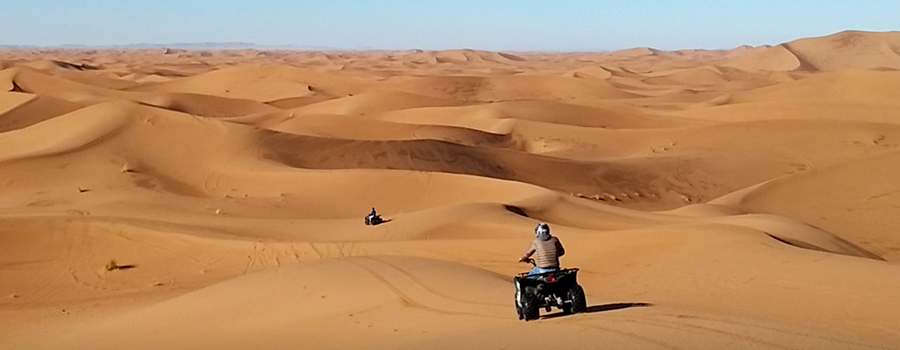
[1,1,897,51]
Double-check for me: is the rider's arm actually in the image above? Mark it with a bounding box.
[518,241,536,262]
[556,239,565,257]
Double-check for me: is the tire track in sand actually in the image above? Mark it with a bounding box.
[360,256,507,307]
[342,258,505,319]
[651,313,898,350]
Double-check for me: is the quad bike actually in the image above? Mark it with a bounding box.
[364,214,384,226]
[514,258,587,321]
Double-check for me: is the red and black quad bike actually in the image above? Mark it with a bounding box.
[514,259,587,321]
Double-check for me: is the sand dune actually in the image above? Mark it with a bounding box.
[736,149,900,261]
[565,65,614,80]
[2,31,900,350]
[671,69,900,123]
[0,92,83,132]
[734,69,900,105]
[16,59,142,90]
[377,99,703,130]
[286,90,475,117]
[400,49,526,65]
[3,66,280,117]
[784,30,900,71]
[128,64,374,100]
[643,65,731,86]
[380,74,642,102]
[720,44,802,72]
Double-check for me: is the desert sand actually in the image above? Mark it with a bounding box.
[1,30,900,349]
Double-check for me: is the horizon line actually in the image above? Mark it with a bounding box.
[2,29,897,54]
[2,29,896,54]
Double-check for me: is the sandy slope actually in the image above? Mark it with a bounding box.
[2,30,900,350]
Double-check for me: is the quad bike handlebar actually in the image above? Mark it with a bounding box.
[517,258,579,278]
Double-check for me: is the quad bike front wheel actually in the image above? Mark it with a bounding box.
[515,302,524,320]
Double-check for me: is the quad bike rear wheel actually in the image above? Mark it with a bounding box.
[521,292,540,321]
[567,284,587,313]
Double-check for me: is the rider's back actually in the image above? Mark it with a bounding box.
[526,236,565,268]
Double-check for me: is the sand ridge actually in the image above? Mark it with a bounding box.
[2,30,900,349]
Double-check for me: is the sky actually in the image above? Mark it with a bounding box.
[1,0,897,51]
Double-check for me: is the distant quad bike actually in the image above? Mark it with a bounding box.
[514,258,587,321]
[364,214,384,226]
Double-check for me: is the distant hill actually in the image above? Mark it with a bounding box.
[3,31,900,72]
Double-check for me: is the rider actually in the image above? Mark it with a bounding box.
[518,223,565,275]
[366,207,377,224]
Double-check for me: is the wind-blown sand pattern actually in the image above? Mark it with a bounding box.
[2,30,900,349]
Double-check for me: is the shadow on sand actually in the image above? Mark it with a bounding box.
[372,218,393,226]
[365,216,393,226]
[540,302,652,320]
